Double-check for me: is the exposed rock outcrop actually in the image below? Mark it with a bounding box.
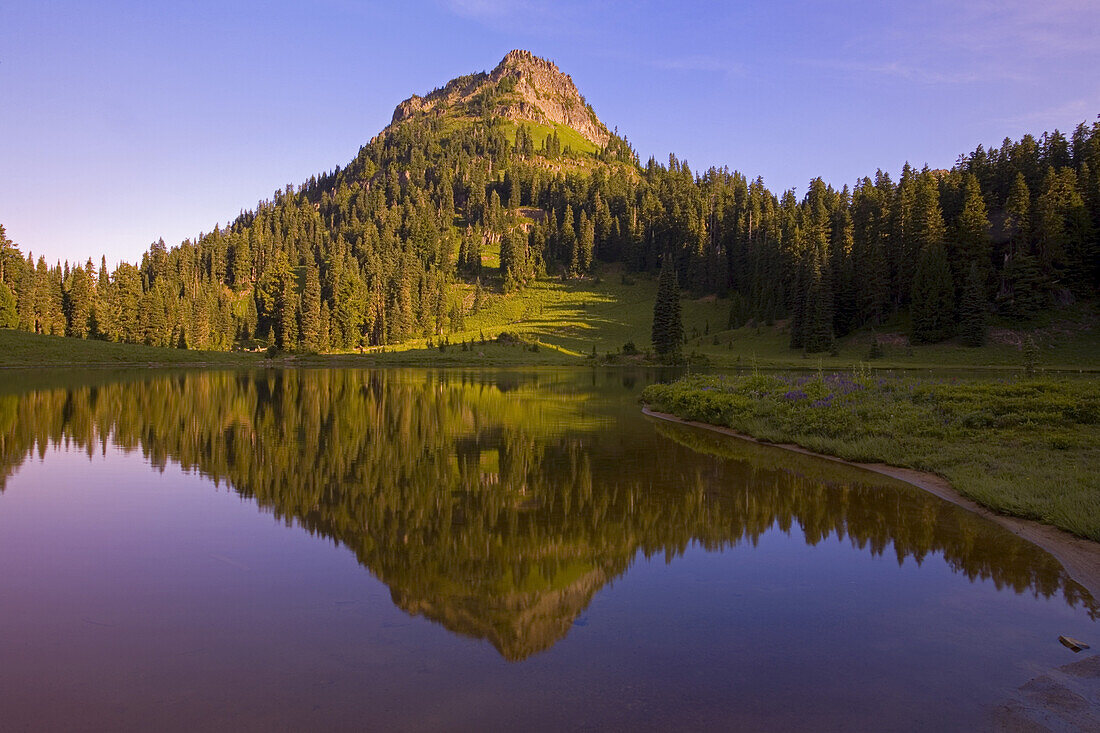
[389,50,611,147]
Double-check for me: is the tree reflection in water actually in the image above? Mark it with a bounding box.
[0,368,1092,660]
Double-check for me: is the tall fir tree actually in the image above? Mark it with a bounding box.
[300,262,322,350]
[958,261,987,347]
[64,264,95,338]
[577,210,594,273]
[951,174,991,289]
[0,281,16,328]
[651,255,683,358]
[910,242,955,343]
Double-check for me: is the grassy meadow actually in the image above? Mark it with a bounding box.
[0,328,257,368]
[642,372,1100,540]
[324,268,1099,371]
[2,266,1096,371]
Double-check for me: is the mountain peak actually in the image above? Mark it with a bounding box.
[389,51,610,147]
[493,49,556,75]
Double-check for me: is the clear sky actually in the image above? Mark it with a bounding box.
[2,0,1098,265]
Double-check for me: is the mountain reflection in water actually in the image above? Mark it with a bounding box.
[0,368,1092,661]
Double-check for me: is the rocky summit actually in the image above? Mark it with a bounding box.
[389,50,611,147]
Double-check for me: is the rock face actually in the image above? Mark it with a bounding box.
[389,50,611,147]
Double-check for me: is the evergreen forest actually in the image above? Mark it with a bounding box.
[1,55,1096,356]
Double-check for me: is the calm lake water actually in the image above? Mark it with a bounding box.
[0,368,1094,731]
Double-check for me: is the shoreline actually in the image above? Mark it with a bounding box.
[642,406,1100,602]
[3,355,1100,373]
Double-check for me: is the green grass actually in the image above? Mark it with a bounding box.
[642,372,1100,540]
[681,302,1100,372]
[3,275,1096,372]
[498,118,601,157]
[0,329,257,368]
[329,270,1099,371]
[337,268,729,365]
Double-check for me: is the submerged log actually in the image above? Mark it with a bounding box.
[1058,635,1090,652]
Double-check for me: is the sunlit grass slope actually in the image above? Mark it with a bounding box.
[350,270,1099,371]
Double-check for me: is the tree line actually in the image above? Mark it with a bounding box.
[1,111,1096,353]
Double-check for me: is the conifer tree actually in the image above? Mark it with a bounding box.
[319,300,331,352]
[0,224,20,288]
[113,263,142,342]
[259,250,299,350]
[1001,247,1046,318]
[958,261,987,347]
[951,174,991,288]
[804,247,835,353]
[651,255,682,358]
[559,205,576,273]
[473,277,484,313]
[141,286,169,346]
[1004,173,1031,255]
[65,264,95,338]
[0,282,16,328]
[910,242,955,343]
[727,291,747,330]
[300,263,322,350]
[230,235,251,290]
[788,258,808,350]
[577,210,594,273]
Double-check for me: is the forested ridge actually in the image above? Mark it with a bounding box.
[0,51,1096,354]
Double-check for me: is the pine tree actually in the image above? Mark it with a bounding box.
[300,262,322,350]
[113,263,142,342]
[259,250,299,350]
[1001,247,1046,318]
[951,174,991,289]
[230,234,251,290]
[499,229,518,288]
[727,291,747,329]
[0,281,16,328]
[319,300,331,352]
[559,205,576,273]
[910,242,955,343]
[958,261,987,347]
[651,255,683,358]
[64,264,95,338]
[788,257,808,350]
[96,256,115,340]
[577,210,594,273]
[473,277,484,313]
[1004,173,1031,255]
[141,286,169,346]
[804,247,835,353]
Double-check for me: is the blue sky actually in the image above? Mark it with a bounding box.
[2,0,1098,264]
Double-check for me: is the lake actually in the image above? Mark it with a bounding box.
[0,368,1094,731]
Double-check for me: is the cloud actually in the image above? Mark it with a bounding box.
[800,1,1100,87]
[998,97,1100,131]
[802,58,1027,85]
